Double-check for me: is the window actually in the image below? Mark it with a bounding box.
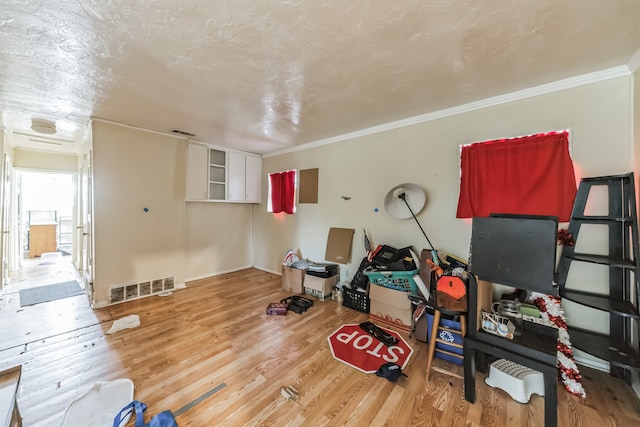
[268,170,297,214]
[456,130,576,221]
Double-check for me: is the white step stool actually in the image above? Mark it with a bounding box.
[484,359,545,403]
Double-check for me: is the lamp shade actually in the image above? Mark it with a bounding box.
[384,183,426,219]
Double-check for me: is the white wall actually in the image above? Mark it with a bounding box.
[184,201,254,280]
[91,121,187,305]
[90,121,257,304]
[255,75,635,369]
[13,149,77,172]
[256,76,634,277]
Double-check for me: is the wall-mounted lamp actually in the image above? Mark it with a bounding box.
[384,183,435,251]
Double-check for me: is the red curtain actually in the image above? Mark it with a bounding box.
[269,170,296,214]
[456,131,576,221]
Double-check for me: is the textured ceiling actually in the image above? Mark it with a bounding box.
[1,0,640,155]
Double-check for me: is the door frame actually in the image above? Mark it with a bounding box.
[0,154,13,290]
[11,168,78,280]
[76,149,93,290]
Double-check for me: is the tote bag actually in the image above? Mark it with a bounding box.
[113,400,178,427]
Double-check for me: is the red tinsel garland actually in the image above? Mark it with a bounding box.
[532,292,586,398]
[557,228,575,247]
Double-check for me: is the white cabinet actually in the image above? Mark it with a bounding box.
[227,151,246,202]
[185,143,261,203]
[186,143,227,200]
[186,143,208,200]
[245,155,262,203]
[208,148,226,200]
[228,151,262,203]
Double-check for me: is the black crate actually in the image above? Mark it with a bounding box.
[342,286,370,313]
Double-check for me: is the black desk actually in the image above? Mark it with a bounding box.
[463,276,559,427]
[463,330,558,427]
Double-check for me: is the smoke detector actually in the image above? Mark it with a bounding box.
[31,118,57,134]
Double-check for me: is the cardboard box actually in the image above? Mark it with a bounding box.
[282,266,306,294]
[304,273,339,301]
[0,365,22,427]
[324,227,355,263]
[299,168,319,204]
[369,283,413,331]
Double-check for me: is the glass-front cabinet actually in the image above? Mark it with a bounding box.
[208,148,226,200]
[186,142,262,203]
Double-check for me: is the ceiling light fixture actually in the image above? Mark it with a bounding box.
[31,118,57,134]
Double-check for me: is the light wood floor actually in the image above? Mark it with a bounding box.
[1,268,639,426]
[6,253,81,292]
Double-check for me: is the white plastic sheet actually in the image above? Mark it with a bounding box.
[62,378,134,427]
[106,314,140,335]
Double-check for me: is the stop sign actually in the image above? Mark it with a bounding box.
[327,324,413,374]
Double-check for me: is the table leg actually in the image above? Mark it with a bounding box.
[543,365,557,427]
[463,343,476,403]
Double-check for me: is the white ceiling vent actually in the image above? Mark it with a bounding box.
[172,129,195,137]
[13,131,73,145]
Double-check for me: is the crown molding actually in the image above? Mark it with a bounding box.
[628,48,640,73]
[264,65,631,158]
[91,117,188,140]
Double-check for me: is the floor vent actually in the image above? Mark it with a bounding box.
[109,275,177,304]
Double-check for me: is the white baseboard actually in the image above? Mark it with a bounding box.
[92,299,108,308]
[574,355,640,399]
[93,265,264,307]
[631,370,640,400]
[574,355,610,372]
[252,265,281,276]
[184,265,254,283]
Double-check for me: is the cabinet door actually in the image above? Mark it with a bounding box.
[227,151,246,202]
[245,155,262,203]
[186,144,208,200]
[208,148,226,200]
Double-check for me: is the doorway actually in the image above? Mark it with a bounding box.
[7,170,80,291]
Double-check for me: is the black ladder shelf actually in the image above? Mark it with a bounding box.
[556,173,640,381]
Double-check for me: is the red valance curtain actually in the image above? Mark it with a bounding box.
[456,131,576,221]
[269,170,296,214]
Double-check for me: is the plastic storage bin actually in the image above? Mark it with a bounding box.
[342,286,370,313]
[426,307,463,365]
[364,269,419,293]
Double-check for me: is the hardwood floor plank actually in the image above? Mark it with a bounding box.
[1,268,639,426]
